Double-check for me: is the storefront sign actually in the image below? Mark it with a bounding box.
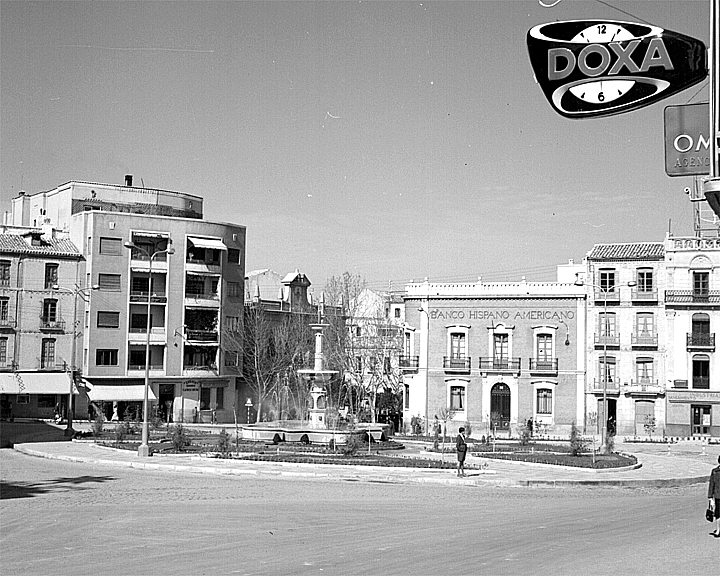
[527,20,706,118]
[664,103,710,176]
[429,309,574,321]
[183,380,201,392]
[668,390,720,403]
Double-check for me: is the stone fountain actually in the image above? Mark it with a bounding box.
[297,323,337,429]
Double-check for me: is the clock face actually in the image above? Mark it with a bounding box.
[568,23,636,104]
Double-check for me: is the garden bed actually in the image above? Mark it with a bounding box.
[474,449,637,469]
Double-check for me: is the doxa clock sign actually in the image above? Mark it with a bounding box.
[527,20,706,119]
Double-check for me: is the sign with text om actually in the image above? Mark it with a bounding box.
[664,103,710,177]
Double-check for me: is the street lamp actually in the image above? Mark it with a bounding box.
[124,240,175,457]
[418,303,430,435]
[574,272,636,451]
[52,283,99,437]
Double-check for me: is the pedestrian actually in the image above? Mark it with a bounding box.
[708,455,720,538]
[527,418,534,437]
[456,426,468,477]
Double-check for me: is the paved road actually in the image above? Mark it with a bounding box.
[1,449,717,576]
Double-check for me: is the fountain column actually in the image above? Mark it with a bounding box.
[298,323,337,429]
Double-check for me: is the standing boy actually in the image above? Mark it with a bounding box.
[456,427,468,477]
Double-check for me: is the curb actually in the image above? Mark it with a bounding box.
[12,443,710,488]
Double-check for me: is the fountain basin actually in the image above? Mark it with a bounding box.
[241,421,389,445]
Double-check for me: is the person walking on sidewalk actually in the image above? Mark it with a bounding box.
[456,427,468,477]
[709,455,720,537]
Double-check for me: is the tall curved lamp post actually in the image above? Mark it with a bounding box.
[574,272,635,450]
[52,283,99,436]
[124,241,175,457]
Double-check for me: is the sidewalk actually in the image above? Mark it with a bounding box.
[10,428,720,488]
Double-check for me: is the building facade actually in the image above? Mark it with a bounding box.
[0,226,84,420]
[7,178,246,424]
[401,277,585,437]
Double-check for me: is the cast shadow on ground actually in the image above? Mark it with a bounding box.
[0,475,116,500]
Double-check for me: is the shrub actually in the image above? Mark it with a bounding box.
[518,423,531,446]
[463,421,473,439]
[170,424,189,452]
[114,420,130,445]
[217,428,231,455]
[91,412,105,437]
[569,422,586,456]
[343,432,362,456]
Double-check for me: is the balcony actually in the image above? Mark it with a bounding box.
[0,318,16,331]
[129,291,168,304]
[399,355,419,370]
[39,316,65,332]
[631,288,658,303]
[478,357,521,373]
[594,333,620,347]
[443,356,471,372]
[631,333,658,348]
[686,332,715,351]
[692,376,710,389]
[589,379,621,394]
[185,329,219,343]
[625,379,664,396]
[128,363,164,372]
[665,290,720,305]
[529,358,558,373]
[184,291,220,308]
[594,289,620,303]
[182,362,218,376]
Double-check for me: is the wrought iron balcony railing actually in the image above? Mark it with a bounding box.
[686,333,715,349]
[443,356,471,371]
[665,290,720,304]
[594,333,620,347]
[399,355,419,369]
[631,288,658,302]
[39,316,65,331]
[478,357,521,372]
[632,333,658,347]
[529,358,558,372]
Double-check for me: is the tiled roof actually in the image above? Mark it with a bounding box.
[587,242,664,261]
[0,234,81,258]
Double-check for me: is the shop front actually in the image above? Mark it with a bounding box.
[0,372,78,420]
[666,390,720,437]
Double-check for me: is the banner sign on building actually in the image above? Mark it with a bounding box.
[664,103,710,177]
[527,20,707,119]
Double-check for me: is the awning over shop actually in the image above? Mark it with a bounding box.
[87,385,157,402]
[0,372,76,395]
[188,236,227,251]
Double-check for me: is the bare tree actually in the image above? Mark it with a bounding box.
[323,273,404,424]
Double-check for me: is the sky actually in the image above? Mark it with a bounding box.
[0,0,712,291]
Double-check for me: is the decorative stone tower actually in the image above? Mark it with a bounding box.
[298,319,337,429]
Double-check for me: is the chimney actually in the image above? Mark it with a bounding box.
[125,174,133,187]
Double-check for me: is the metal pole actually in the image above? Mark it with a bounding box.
[601,288,608,451]
[65,289,79,437]
[711,0,720,178]
[137,254,153,457]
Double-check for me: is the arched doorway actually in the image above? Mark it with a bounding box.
[490,383,510,431]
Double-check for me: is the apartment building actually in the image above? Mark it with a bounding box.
[7,177,245,423]
[0,226,84,420]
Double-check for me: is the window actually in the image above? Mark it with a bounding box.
[450,332,466,358]
[537,334,552,361]
[404,384,410,409]
[225,316,240,332]
[394,308,401,318]
[227,282,241,298]
[97,311,120,328]
[693,271,709,297]
[129,349,147,367]
[494,334,508,362]
[0,337,7,365]
[636,312,654,335]
[599,356,616,384]
[99,237,122,255]
[16,395,29,404]
[537,389,552,414]
[130,313,148,331]
[636,268,654,292]
[96,349,118,366]
[227,249,240,264]
[224,351,239,367]
[200,388,211,410]
[599,269,616,292]
[693,355,710,389]
[185,275,204,296]
[692,313,710,335]
[42,299,58,322]
[598,312,616,336]
[98,274,121,291]
[0,260,10,286]
[44,264,58,289]
[449,386,465,411]
[0,297,8,321]
[41,339,55,368]
[216,387,224,409]
[636,357,654,382]
[132,275,151,295]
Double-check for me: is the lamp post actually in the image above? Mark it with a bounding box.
[574,273,635,451]
[52,283,99,437]
[124,241,175,457]
[418,302,429,435]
